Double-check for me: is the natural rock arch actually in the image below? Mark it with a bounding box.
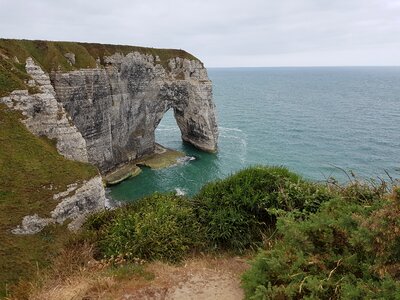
[52,52,218,173]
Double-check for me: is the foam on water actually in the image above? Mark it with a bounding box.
[175,188,186,196]
[110,67,400,202]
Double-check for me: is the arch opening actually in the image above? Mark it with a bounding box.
[155,108,183,151]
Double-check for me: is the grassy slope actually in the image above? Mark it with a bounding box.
[0,104,98,297]
[0,38,203,296]
[0,38,201,97]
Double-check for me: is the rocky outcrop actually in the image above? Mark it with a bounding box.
[11,214,53,235]
[52,52,218,173]
[51,176,105,227]
[0,58,89,162]
[11,176,106,234]
[0,40,218,232]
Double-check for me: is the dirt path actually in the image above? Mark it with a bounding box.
[120,256,249,300]
[30,255,250,300]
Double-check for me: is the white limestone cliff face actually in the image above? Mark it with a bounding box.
[2,50,218,233]
[0,59,105,234]
[11,176,106,234]
[51,176,105,227]
[52,52,218,173]
[0,58,89,163]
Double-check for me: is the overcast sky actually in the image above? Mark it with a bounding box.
[1,0,399,67]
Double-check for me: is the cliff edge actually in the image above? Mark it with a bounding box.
[0,39,218,173]
[0,39,217,293]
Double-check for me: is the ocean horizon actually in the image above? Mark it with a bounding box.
[110,66,400,202]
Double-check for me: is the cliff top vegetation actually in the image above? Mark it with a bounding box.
[7,165,400,299]
[0,38,200,97]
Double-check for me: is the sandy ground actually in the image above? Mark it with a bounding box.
[30,256,250,300]
[122,257,248,300]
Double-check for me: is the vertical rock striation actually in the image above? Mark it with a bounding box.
[0,39,218,231]
[52,52,218,173]
[0,58,89,162]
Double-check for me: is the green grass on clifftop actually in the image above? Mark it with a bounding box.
[0,38,201,97]
[0,104,98,297]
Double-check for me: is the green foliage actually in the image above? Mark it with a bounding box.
[0,38,201,97]
[242,183,400,300]
[85,194,203,262]
[84,208,119,232]
[105,263,155,281]
[0,55,30,97]
[193,166,334,251]
[0,104,98,297]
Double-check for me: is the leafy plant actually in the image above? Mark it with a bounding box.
[242,182,400,300]
[86,193,203,262]
[193,166,334,251]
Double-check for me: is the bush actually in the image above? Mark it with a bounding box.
[193,166,334,251]
[242,184,400,299]
[85,193,203,262]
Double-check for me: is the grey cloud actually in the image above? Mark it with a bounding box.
[0,0,399,66]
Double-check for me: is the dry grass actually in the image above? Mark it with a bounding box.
[0,105,98,297]
[25,250,249,300]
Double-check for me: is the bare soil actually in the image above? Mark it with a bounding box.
[30,255,249,300]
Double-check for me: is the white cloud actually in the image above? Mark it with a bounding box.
[0,0,399,66]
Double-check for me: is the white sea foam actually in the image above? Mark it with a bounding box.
[156,125,180,132]
[169,156,196,168]
[177,156,196,164]
[175,187,186,196]
[220,126,243,133]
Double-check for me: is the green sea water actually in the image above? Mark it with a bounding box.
[110,67,400,202]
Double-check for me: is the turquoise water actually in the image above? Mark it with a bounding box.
[110,67,400,201]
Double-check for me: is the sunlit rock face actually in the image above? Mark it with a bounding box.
[52,52,218,173]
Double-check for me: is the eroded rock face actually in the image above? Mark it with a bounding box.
[51,176,106,230]
[52,52,218,173]
[0,58,89,163]
[2,50,217,233]
[11,176,106,234]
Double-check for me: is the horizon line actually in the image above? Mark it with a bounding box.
[207,65,400,69]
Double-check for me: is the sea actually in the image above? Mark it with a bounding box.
[110,67,400,202]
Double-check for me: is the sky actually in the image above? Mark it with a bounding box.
[1,0,400,67]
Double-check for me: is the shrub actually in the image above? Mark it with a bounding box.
[242,184,400,299]
[193,166,334,251]
[85,193,203,262]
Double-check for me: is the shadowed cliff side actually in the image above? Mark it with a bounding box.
[0,39,218,173]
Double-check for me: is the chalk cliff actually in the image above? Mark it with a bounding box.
[0,39,218,231]
[0,39,218,173]
[52,52,218,173]
[0,58,89,162]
